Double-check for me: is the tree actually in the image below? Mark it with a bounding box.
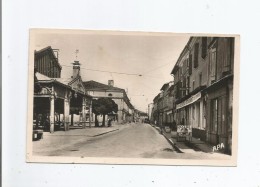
[92,98,118,127]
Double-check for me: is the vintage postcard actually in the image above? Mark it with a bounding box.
[27,29,239,166]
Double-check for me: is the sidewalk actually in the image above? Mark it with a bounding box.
[42,123,122,137]
[152,125,217,154]
[33,123,131,155]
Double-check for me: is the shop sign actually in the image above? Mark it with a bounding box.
[177,125,192,137]
[176,92,201,110]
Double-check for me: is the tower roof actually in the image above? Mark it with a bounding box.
[72,60,81,66]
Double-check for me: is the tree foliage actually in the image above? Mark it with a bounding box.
[92,98,118,127]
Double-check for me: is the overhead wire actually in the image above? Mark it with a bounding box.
[142,61,174,75]
[62,64,142,76]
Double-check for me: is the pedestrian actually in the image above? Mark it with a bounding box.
[108,118,112,127]
[172,119,176,131]
[181,117,185,125]
[160,123,163,134]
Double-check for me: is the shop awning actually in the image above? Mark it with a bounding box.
[176,92,201,110]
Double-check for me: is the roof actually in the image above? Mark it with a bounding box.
[160,82,170,91]
[36,72,51,81]
[72,61,81,66]
[83,80,124,92]
[170,37,193,75]
[35,72,70,88]
[153,93,160,102]
[35,46,62,69]
[83,80,136,109]
[35,72,92,98]
[168,84,175,92]
[55,77,74,85]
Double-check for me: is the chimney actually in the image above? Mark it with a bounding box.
[72,61,80,78]
[108,80,114,87]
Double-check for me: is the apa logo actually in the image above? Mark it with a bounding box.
[212,143,225,152]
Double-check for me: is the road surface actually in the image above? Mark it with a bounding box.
[34,123,179,158]
[33,122,231,160]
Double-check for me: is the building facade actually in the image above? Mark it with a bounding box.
[33,49,92,133]
[204,37,234,154]
[83,80,135,124]
[34,46,62,78]
[170,37,235,154]
[152,94,160,125]
[171,37,208,141]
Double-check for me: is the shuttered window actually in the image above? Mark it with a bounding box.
[194,43,199,68]
[201,37,207,59]
[183,78,186,96]
[189,54,192,75]
[223,38,233,73]
[211,99,218,132]
[186,76,190,95]
[209,48,217,83]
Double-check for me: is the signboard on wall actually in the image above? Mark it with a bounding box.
[176,92,201,110]
[177,125,192,140]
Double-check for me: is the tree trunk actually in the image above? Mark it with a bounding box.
[71,114,74,126]
[95,114,99,127]
[102,114,106,127]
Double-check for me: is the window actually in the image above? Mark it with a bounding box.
[209,48,217,83]
[189,54,192,75]
[192,80,195,91]
[108,93,113,97]
[182,78,186,96]
[211,99,218,132]
[194,43,199,68]
[186,76,190,95]
[201,37,207,59]
[199,73,202,86]
[192,105,195,120]
[222,38,233,73]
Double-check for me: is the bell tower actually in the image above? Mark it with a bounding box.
[72,49,80,78]
[72,61,80,78]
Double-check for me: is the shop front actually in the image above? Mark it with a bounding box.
[176,91,204,141]
[204,75,233,154]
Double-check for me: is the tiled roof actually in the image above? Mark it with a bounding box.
[55,77,74,85]
[36,72,51,81]
[83,80,124,92]
[160,82,169,91]
[35,46,62,69]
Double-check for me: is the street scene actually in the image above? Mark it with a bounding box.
[29,30,237,162]
[33,122,230,160]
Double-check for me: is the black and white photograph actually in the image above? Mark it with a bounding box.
[27,29,239,165]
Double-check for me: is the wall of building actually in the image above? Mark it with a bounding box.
[171,37,234,154]
[35,50,61,78]
[204,37,234,154]
[87,90,124,98]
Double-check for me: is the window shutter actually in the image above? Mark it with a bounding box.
[201,37,207,59]
[189,54,192,75]
[194,43,199,68]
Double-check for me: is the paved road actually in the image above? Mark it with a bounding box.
[34,123,179,158]
[33,122,231,160]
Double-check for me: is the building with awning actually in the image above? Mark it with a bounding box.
[170,37,235,154]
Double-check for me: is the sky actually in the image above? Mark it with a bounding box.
[33,30,190,112]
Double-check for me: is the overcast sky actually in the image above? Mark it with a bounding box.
[33,30,190,112]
